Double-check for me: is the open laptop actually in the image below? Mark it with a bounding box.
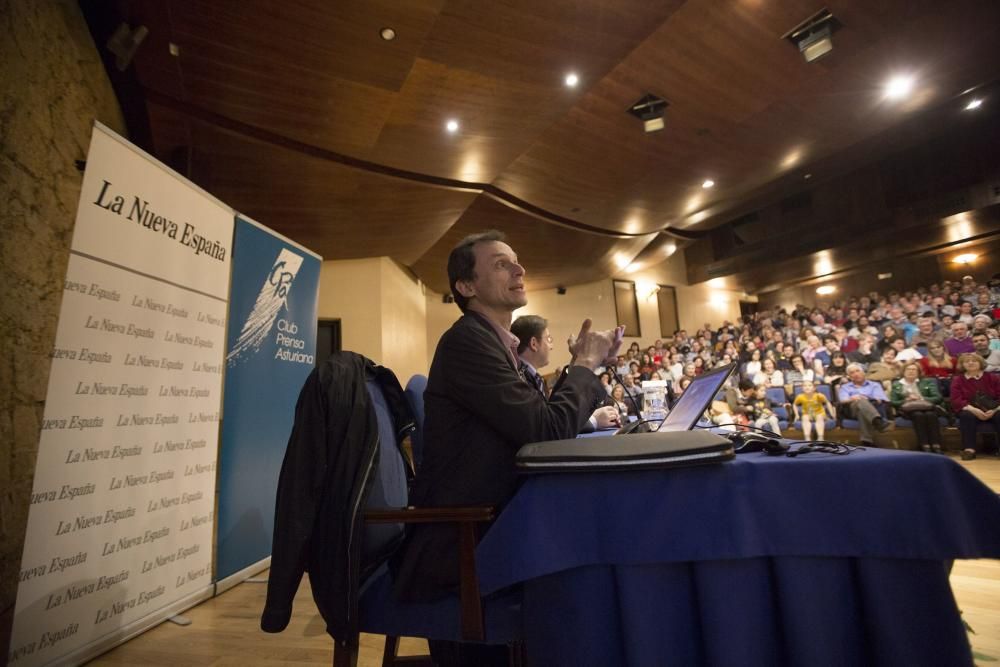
[655,363,737,432]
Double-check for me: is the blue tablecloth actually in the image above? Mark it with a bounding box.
[475,446,1000,666]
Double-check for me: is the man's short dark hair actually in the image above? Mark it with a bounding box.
[447,230,507,312]
[511,315,548,354]
[738,379,756,392]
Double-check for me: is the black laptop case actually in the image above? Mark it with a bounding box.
[515,430,734,474]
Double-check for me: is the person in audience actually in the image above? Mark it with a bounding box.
[784,354,815,397]
[891,336,923,362]
[848,316,878,339]
[676,376,692,396]
[794,380,835,442]
[972,332,1000,371]
[744,348,763,379]
[801,335,824,368]
[920,339,956,380]
[849,334,880,367]
[866,347,902,389]
[910,316,944,348]
[823,351,851,394]
[972,314,994,337]
[956,301,976,326]
[945,321,975,357]
[838,363,893,446]
[876,325,901,353]
[750,384,782,436]
[621,372,642,401]
[753,357,783,388]
[692,356,707,376]
[606,383,633,419]
[890,362,944,453]
[951,353,1000,461]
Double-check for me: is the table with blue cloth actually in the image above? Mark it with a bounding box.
[474,445,1000,666]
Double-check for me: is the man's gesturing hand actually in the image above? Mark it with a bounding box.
[569,319,626,371]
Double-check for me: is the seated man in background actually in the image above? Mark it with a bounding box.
[511,314,622,431]
[972,332,1000,372]
[945,321,975,357]
[838,363,893,446]
[393,230,622,605]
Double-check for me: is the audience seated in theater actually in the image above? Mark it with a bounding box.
[950,352,1000,461]
[866,347,902,390]
[911,316,944,348]
[890,362,944,454]
[920,339,956,381]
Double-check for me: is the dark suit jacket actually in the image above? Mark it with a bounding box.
[392,311,604,601]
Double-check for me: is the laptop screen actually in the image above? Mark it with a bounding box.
[656,364,736,432]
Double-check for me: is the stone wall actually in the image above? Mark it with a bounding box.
[0,0,125,655]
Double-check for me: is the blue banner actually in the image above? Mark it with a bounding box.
[216,216,321,581]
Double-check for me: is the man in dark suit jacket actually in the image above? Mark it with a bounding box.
[393,231,622,605]
[511,314,622,432]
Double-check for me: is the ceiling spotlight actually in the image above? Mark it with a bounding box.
[379,27,396,41]
[816,285,836,295]
[627,93,668,133]
[702,179,715,189]
[953,253,978,264]
[804,173,813,179]
[564,72,579,88]
[445,119,459,133]
[884,75,915,100]
[784,9,841,63]
[965,98,983,111]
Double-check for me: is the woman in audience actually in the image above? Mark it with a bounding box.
[920,339,956,397]
[877,325,901,353]
[606,383,633,419]
[599,371,612,395]
[823,351,851,393]
[784,354,815,397]
[951,353,1000,460]
[744,348,763,379]
[890,362,944,453]
[692,356,707,376]
[753,357,783,388]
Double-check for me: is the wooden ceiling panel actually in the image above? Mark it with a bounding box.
[410,196,655,294]
[148,107,480,264]
[494,0,1000,234]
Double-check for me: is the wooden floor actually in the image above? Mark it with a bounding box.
[89,455,1000,666]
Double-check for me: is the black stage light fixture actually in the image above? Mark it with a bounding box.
[556,286,567,295]
[784,9,841,63]
[627,93,668,133]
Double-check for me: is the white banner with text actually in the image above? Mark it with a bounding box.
[9,123,233,667]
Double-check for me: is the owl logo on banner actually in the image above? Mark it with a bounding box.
[227,248,304,366]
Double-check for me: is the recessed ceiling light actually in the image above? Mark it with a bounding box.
[445,119,459,133]
[804,173,813,180]
[564,72,579,88]
[702,179,715,189]
[816,285,836,295]
[953,253,978,264]
[965,98,983,110]
[884,75,915,100]
[379,27,396,41]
